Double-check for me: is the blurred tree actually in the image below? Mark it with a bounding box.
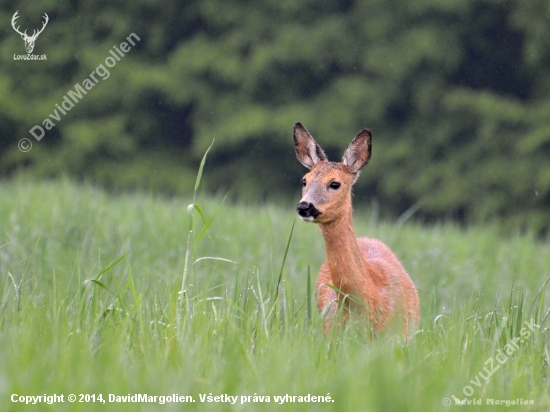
[0,0,549,231]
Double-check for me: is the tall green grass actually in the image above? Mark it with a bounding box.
[0,178,549,411]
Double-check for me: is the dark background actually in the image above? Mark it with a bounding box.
[1,0,549,232]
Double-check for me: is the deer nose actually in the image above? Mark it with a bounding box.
[296,201,321,219]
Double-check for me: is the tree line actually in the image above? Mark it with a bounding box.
[0,0,549,231]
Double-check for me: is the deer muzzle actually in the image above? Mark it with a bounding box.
[296,201,321,221]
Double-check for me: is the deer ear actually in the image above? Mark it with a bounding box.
[293,122,327,169]
[342,129,372,176]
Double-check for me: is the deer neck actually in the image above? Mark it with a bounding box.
[318,209,381,303]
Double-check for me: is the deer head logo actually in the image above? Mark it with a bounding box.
[11,11,49,54]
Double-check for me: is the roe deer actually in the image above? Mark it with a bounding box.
[293,122,419,336]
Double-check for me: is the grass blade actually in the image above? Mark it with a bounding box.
[96,254,127,281]
[87,279,117,297]
[193,194,228,253]
[306,265,312,327]
[194,256,248,269]
[193,140,214,199]
[274,217,297,304]
[193,204,207,226]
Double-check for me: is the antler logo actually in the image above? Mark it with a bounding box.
[11,10,49,54]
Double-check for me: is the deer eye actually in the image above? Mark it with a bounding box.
[301,178,307,187]
[329,182,341,190]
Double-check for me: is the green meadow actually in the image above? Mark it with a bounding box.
[0,179,549,411]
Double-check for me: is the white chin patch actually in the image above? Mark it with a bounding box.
[300,215,315,222]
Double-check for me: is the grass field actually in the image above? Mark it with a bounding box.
[1,179,549,411]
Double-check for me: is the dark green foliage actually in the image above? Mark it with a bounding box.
[0,0,549,230]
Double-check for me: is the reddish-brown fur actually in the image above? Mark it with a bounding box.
[294,122,419,336]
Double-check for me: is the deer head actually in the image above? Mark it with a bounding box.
[11,11,49,54]
[294,122,372,224]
